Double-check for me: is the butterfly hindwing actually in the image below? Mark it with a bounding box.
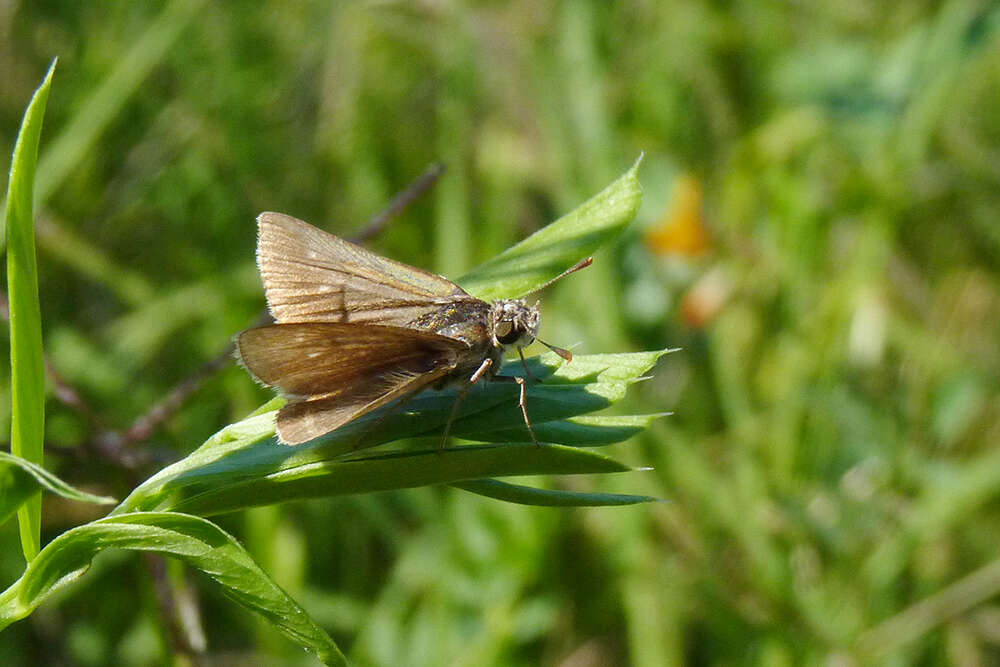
[236,322,467,444]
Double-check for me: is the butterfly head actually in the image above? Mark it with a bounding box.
[490,299,540,349]
[485,257,592,361]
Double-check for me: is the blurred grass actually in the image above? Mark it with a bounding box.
[2,1,1000,665]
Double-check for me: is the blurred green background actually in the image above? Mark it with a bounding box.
[3,1,1000,664]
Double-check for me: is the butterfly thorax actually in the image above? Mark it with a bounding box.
[404,297,540,384]
[406,299,490,344]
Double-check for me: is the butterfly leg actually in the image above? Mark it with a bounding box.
[489,373,541,447]
[440,357,494,449]
[517,347,537,383]
[515,375,540,447]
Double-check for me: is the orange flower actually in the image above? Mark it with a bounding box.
[645,174,710,257]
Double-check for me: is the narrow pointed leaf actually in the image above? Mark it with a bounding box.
[452,479,659,506]
[5,59,56,561]
[458,155,643,300]
[121,443,634,516]
[471,414,665,446]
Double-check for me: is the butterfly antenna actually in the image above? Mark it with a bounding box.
[538,339,573,362]
[523,258,589,366]
[527,257,593,295]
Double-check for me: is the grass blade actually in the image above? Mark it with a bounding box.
[4,59,57,561]
[452,478,659,506]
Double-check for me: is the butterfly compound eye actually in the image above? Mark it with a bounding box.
[495,320,521,345]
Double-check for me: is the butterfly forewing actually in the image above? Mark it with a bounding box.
[257,212,477,326]
[237,322,469,444]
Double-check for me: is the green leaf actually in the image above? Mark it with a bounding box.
[457,154,643,301]
[0,512,347,666]
[113,350,668,516]
[447,349,672,439]
[4,59,57,562]
[452,478,660,506]
[142,444,636,517]
[0,452,115,528]
[472,414,666,446]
